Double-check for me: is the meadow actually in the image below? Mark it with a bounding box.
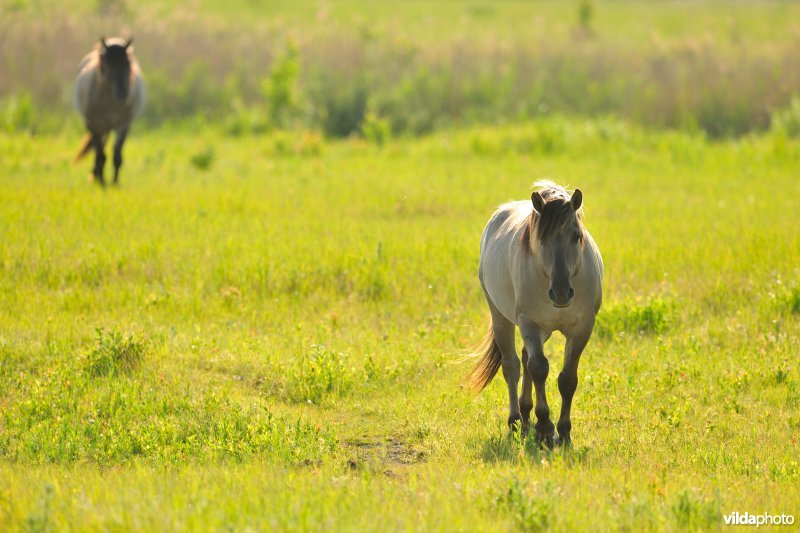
[1,117,799,530]
[2,0,800,530]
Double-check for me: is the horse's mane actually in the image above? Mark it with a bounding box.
[521,180,585,250]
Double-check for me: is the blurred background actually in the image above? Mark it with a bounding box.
[2,0,800,140]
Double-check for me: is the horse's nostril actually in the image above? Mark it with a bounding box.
[548,289,556,302]
[568,288,575,299]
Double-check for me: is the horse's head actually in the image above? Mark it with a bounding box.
[98,37,134,104]
[531,188,584,308]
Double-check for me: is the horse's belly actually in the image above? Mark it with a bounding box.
[483,278,518,324]
[480,253,519,324]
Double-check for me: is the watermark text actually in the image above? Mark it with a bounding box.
[724,512,794,527]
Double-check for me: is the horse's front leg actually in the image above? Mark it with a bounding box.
[92,133,107,187]
[557,327,593,446]
[521,324,554,446]
[519,347,533,434]
[112,126,128,185]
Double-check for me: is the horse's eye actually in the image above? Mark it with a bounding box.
[573,231,581,243]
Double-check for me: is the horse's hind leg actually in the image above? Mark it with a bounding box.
[557,328,592,446]
[485,293,520,429]
[113,127,128,185]
[92,133,107,187]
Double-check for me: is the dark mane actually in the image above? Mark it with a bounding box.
[521,183,585,250]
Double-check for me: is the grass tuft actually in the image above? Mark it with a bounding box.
[595,298,676,339]
[84,328,146,378]
[284,344,354,404]
[495,477,551,531]
[671,489,722,529]
[785,287,800,314]
[189,147,215,171]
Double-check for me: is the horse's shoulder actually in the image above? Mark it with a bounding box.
[76,52,99,75]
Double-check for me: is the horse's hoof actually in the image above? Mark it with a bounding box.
[535,432,555,449]
[555,433,572,448]
[507,414,522,431]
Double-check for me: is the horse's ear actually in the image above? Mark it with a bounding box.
[125,37,133,50]
[100,36,108,50]
[531,191,546,215]
[571,189,583,211]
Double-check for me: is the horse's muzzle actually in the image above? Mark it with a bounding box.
[548,287,575,308]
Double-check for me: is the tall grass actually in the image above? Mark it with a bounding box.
[3,1,800,137]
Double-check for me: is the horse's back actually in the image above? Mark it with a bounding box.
[480,201,530,254]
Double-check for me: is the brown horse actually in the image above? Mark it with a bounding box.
[74,37,146,186]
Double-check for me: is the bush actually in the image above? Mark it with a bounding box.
[262,42,302,129]
[771,97,800,138]
[361,108,392,145]
[1,92,35,134]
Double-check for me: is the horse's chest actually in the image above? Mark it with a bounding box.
[525,305,590,335]
[516,281,595,335]
[85,96,132,132]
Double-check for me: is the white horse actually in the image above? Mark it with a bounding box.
[467,181,603,445]
[74,37,146,186]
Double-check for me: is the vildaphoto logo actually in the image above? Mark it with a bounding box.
[724,512,795,527]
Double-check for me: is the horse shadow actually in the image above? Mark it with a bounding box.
[478,430,591,465]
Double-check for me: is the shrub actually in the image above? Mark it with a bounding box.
[771,97,800,138]
[319,82,368,138]
[1,92,35,134]
[361,108,392,145]
[262,42,302,129]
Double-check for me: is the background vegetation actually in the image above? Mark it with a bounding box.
[3,0,800,137]
[1,0,799,530]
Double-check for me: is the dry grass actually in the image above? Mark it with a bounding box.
[2,1,800,136]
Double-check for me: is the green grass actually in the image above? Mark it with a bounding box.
[1,117,799,529]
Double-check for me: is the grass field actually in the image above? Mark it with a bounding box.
[1,117,799,530]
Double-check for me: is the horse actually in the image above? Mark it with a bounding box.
[74,37,146,186]
[467,181,603,446]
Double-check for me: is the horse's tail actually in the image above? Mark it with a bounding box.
[74,133,92,162]
[464,326,502,392]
